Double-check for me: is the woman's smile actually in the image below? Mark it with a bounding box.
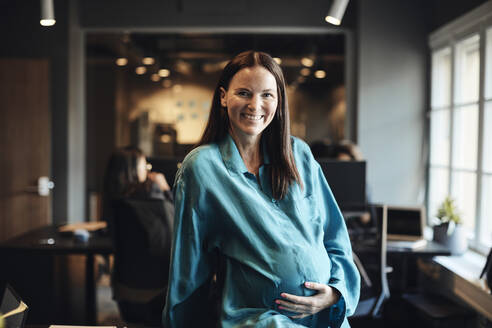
[241,113,264,121]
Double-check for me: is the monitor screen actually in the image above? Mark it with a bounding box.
[387,207,423,237]
[317,160,366,210]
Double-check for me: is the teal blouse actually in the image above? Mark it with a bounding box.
[163,134,360,328]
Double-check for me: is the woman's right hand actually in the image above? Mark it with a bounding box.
[148,172,171,191]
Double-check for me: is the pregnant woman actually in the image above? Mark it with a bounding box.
[163,50,360,328]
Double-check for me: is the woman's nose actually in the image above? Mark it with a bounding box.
[247,95,261,111]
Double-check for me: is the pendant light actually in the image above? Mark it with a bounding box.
[40,0,56,26]
[325,0,349,26]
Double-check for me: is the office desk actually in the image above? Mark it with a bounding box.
[387,240,451,256]
[387,241,452,293]
[0,225,114,324]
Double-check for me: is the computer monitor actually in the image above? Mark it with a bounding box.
[317,159,366,210]
[386,206,425,241]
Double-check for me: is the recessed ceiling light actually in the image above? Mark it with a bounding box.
[151,73,161,82]
[314,70,326,79]
[142,57,155,65]
[273,57,282,65]
[301,57,314,67]
[135,66,146,75]
[158,69,170,77]
[115,58,128,66]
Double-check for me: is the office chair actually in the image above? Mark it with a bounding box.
[111,198,173,326]
[348,204,390,323]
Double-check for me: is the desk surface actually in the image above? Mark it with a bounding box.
[387,240,452,256]
[0,225,114,255]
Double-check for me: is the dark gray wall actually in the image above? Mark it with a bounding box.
[356,0,489,205]
[79,0,356,29]
[357,0,429,205]
[428,0,489,32]
[1,0,69,223]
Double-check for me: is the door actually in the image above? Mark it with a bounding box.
[0,59,51,242]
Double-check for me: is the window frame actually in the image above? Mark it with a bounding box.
[428,3,492,255]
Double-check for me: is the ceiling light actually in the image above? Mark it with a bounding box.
[325,0,349,26]
[151,74,161,82]
[300,68,311,76]
[40,0,56,26]
[158,69,170,77]
[273,57,282,65]
[301,57,314,67]
[135,66,146,75]
[314,70,326,79]
[142,57,155,65]
[115,57,128,66]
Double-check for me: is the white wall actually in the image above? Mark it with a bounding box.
[357,0,428,205]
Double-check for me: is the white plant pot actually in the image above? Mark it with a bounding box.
[433,222,468,255]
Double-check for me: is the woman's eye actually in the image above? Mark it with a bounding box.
[263,93,274,98]
[237,91,250,97]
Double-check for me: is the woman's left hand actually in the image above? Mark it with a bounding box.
[276,282,340,319]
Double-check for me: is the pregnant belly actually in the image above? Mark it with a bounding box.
[273,245,331,297]
[227,244,331,312]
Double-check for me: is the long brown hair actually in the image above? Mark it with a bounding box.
[197,50,302,199]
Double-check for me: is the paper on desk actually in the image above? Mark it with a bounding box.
[50,326,116,328]
[58,221,107,233]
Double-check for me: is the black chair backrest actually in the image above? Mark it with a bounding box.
[112,198,173,289]
[348,204,389,318]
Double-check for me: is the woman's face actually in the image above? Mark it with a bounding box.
[136,156,147,183]
[220,65,278,141]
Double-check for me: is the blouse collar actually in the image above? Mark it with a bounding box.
[219,133,271,175]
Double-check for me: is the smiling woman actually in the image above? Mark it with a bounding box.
[219,66,278,145]
[163,51,360,328]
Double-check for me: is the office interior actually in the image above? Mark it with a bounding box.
[1,0,492,327]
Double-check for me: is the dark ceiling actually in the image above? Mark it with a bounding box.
[86,32,345,89]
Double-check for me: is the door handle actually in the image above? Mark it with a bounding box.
[38,176,54,196]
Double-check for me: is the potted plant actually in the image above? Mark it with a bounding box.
[433,196,468,255]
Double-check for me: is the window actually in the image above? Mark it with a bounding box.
[480,27,492,248]
[428,6,492,253]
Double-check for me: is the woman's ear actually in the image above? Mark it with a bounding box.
[219,87,227,108]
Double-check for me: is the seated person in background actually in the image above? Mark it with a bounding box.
[103,146,172,223]
[102,146,174,326]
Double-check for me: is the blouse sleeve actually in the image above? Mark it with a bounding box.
[162,172,215,327]
[314,163,361,327]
